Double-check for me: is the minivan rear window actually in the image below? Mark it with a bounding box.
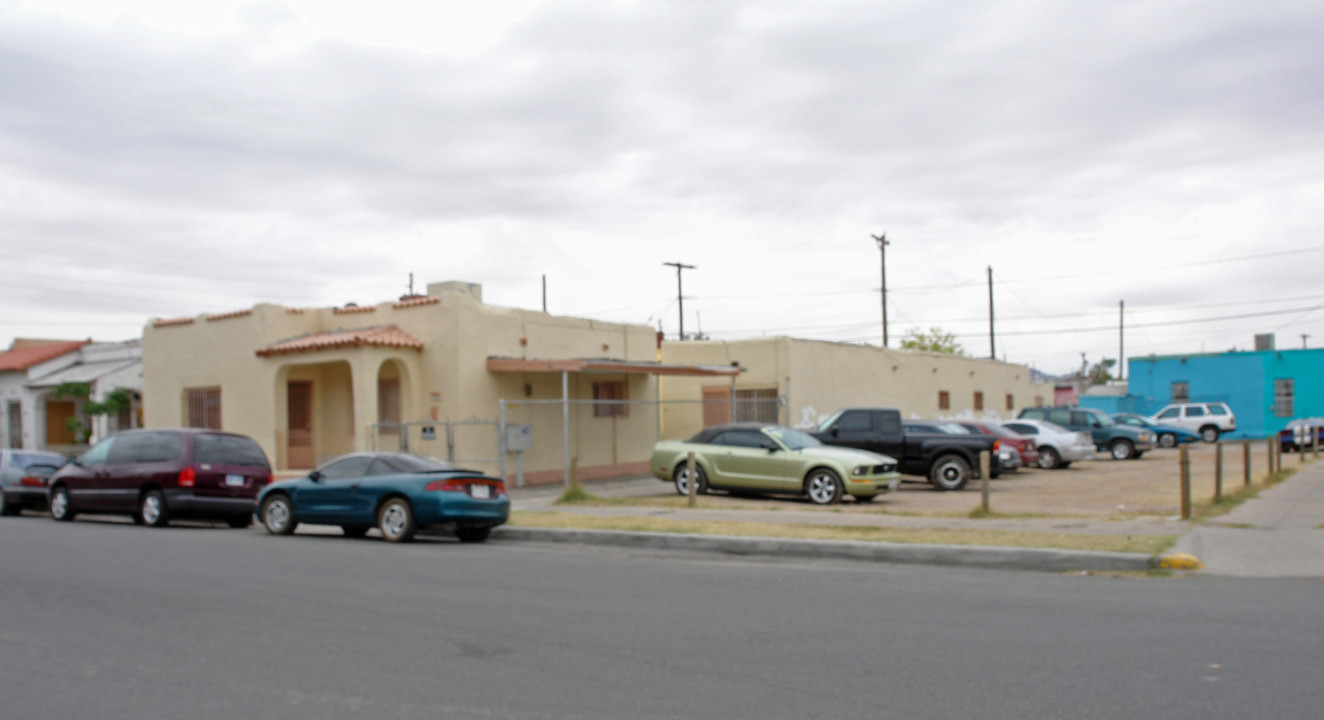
[194,434,269,468]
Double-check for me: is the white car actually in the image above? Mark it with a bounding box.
[1002,420,1096,470]
[1149,402,1236,443]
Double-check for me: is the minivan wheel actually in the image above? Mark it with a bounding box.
[49,486,75,522]
[377,498,416,543]
[261,495,297,535]
[1109,440,1135,460]
[929,454,971,491]
[140,490,169,528]
[1200,426,1220,443]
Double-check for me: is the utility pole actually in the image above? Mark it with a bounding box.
[987,265,995,359]
[1303,334,1310,349]
[1119,300,1125,381]
[872,233,889,347]
[663,262,696,341]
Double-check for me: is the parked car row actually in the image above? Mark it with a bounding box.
[0,428,509,543]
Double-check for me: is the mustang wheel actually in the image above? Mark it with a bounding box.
[377,498,416,543]
[50,486,75,522]
[1109,439,1135,460]
[929,454,970,491]
[455,526,492,543]
[140,490,169,528]
[261,494,297,535]
[1158,433,1177,449]
[1037,447,1061,470]
[805,468,844,505]
[672,463,708,497]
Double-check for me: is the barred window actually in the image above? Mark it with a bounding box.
[1005,394,1015,411]
[1274,379,1294,418]
[593,381,628,418]
[186,387,221,429]
[1171,382,1189,403]
[973,391,984,411]
[734,388,779,423]
[938,390,950,410]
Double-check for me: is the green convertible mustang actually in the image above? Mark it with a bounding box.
[650,423,901,504]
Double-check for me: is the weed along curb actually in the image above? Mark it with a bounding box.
[493,527,1157,573]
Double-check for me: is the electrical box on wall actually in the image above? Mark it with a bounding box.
[505,424,533,452]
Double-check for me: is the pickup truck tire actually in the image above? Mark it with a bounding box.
[672,463,708,496]
[1037,447,1061,470]
[804,468,844,505]
[929,454,970,491]
[1109,439,1135,460]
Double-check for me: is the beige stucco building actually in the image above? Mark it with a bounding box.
[142,281,736,483]
[658,337,1052,440]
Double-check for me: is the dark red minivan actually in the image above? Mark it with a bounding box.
[48,429,271,528]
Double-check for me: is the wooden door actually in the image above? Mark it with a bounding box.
[45,401,76,445]
[287,381,314,468]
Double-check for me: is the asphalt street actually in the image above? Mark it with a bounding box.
[2,515,1321,720]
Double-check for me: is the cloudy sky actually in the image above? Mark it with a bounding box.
[3,0,1322,375]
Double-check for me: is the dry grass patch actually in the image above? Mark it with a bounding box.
[511,511,1176,554]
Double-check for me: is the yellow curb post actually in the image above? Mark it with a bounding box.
[1153,553,1203,571]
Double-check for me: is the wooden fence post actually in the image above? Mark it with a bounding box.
[979,450,991,514]
[1243,440,1251,487]
[1267,436,1275,476]
[1214,442,1223,502]
[1179,445,1191,520]
[686,452,697,508]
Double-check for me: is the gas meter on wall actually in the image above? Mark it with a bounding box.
[505,424,533,452]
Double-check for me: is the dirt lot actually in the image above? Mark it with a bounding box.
[571,440,1307,519]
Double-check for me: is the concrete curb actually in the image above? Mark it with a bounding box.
[494,526,1155,573]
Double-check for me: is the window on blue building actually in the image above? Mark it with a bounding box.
[1274,379,1294,417]
[1171,382,1189,403]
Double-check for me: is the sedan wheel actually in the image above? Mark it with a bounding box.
[1158,433,1177,449]
[672,463,708,497]
[261,495,297,535]
[50,486,74,521]
[1037,447,1061,470]
[377,498,416,543]
[805,468,844,505]
[140,490,169,528]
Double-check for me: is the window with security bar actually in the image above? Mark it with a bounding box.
[733,388,778,423]
[185,387,221,429]
[1274,378,1294,417]
[1171,382,1189,403]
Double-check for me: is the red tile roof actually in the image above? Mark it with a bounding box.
[0,340,88,372]
[152,317,196,328]
[332,305,376,315]
[393,296,440,309]
[256,325,423,357]
[205,309,253,322]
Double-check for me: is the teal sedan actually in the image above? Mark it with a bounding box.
[256,452,508,543]
[650,423,901,504]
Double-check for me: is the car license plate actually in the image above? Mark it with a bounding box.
[470,484,490,499]
[225,474,246,487]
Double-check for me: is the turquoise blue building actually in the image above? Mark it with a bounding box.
[1080,347,1324,439]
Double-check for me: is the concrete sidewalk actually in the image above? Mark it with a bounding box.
[1171,458,1324,577]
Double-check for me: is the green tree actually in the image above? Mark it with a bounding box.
[899,327,965,355]
[53,382,133,444]
[1087,358,1117,385]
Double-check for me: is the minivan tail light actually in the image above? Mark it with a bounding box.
[179,467,196,487]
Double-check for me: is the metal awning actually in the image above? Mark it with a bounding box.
[27,360,141,389]
[486,357,741,376]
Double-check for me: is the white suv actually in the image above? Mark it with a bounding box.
[1150,402,1236,443]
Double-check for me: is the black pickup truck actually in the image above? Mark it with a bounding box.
[810,407,999,491]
